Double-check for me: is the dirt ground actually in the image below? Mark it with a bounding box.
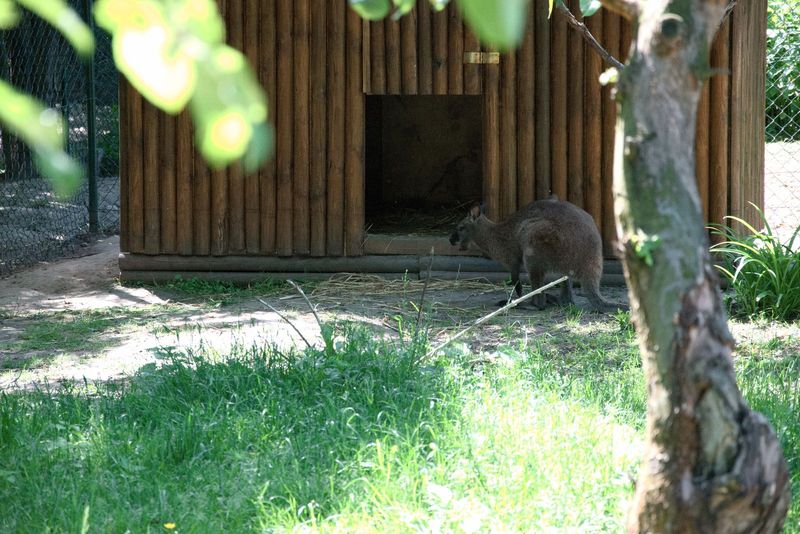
[1,236,796,392]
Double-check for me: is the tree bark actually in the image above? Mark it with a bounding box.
[603,0,791,531]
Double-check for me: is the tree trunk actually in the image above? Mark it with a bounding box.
[602,0,791,531]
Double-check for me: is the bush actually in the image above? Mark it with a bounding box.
[710,206,800,321]
[766,0,800,142]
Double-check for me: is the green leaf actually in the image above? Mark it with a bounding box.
[0,79,83,196]
[579,0,601,17]
[0,0,19,29]
[457,0,529,51]
[391,0,416,19]
[429,0,449,11]
[348,0,391,20]
[97,0,197,113]
[16,0,94,58]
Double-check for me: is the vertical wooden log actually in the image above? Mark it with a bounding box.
[310,0,327,256]
[517,20,535,207]
[432,6,448,94]
[370,20,386,94]
[463,28,482,95]
[142,102,160,254]
[227,0,246,254]
[118,82,129,252]
[417,0,433,95]
[260,0,277,254]
[385,18,401,94]
[567,0,584,208]
[243,0,261,254]
[159,113,177,253]
[125,83,144,253]
[327,0,346,255]
[210,0,229,256]
[584,9,602,228]
[345,8,364,256]
[484,63,501,220]
[294,0,311,255]
[175,110,193,255]
[501,51,517,218]
[534,0,550,199]
[193,158,211,256]
[730,0,766,228]
[601,13,621,256]
[401,8,418,94]
[709,18,730,234]
[620,17,632,62]
[696,75,711,224]
[448,3,463,95]
[276,0,294,256]
[550,1,568,200]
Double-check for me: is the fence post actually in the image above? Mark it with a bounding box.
[84,0,98,233]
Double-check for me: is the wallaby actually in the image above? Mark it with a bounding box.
[449,199,624,312]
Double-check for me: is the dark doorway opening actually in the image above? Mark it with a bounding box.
[365,95,483,236]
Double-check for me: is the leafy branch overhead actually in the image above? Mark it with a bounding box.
[0,0,272,195]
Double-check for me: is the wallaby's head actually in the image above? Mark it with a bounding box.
[449,205,483,251]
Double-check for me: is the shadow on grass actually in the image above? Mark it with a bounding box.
[0,325,460,531]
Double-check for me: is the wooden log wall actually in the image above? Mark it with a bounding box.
[120,1,766,262]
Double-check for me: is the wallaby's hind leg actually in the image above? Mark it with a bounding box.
[527,268,548,309]
[559,278,574,305]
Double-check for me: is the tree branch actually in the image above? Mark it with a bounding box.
[556,3,625,71]
[599,0,639,20]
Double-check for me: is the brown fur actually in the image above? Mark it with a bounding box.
[449,199,623,311]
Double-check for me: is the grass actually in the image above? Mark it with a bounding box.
[710,205,800,321]
[0,315,798,532]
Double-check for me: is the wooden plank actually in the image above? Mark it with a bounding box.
[417,0,433,95]
[125,82,144,252]
[432,5,448,94]
[244,0,260,253]
[731,0,766,229]
[276,0,294,256]
[567,0,584,207]
[118,81,129,252]
[463,27,482,95]
[370,20,386,94]
[260,0,277,254]
[385,17,401,94]
[159,113,177,253]
[327,0,346,255]
[534,0,550,199]
[620,18,632,62]
[193,153,211,256]
[226,0,245,254]
[294,0,311,254]
[601,12,621,256]
[310,0,327,256]
[501,50,517,218]
[345,8,365,255]
[709,18,729,233]
[696,74,710,223]
[483,63,500,219]
[175,110,193,255]
[400,8,418,94]
[584,9,602,228]
[517,19,535,207]
[550,0,568,200]
[447,3,463,95]
[142,102,160,254]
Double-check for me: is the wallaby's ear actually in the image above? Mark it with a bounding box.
[469,204,481,219]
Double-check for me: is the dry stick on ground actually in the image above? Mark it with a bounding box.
[422,276,569,361]
[258,298,313,350]
[287,279,335,354]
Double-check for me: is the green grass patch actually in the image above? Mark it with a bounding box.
[145,276,295,306]
[0,318,798,531]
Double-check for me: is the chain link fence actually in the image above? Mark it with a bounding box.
[0,0,119,276]
[765,0,800,246]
